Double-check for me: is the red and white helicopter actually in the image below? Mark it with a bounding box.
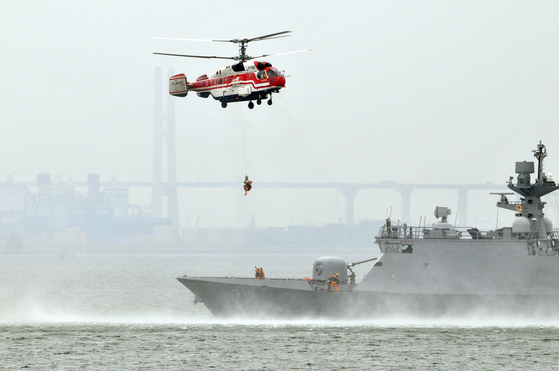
[153,31,310,109]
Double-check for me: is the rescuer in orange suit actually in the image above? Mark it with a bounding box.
[255,267,265,279]
[329,273,339,292]
[244,176,252,195]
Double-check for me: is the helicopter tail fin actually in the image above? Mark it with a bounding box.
[169,73,188,97]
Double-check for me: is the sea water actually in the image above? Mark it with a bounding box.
[1,253,558,370]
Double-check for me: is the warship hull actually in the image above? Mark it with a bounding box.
[177,276,559,318]
[177,142,559,319]
[178,237,559,318]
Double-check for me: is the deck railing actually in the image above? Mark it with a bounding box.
[377,224,559,242]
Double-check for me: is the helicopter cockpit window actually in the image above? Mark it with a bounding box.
[257,71,268,79]
[267,69,279,77]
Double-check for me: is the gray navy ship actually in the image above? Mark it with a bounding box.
[177,142,559,318]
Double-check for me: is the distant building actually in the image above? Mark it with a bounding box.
[1,174,171,245]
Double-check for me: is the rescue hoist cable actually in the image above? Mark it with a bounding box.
[240,103,248,176]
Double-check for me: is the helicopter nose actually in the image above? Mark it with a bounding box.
[274,76,286,87]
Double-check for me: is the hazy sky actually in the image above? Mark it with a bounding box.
[2,1,559,229]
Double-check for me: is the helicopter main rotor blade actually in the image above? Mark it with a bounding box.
[153,52,234,60]
[248,31,292,42]
[212,31,292,44]
[248,49,313,60]
[152,37,241,44]
[244,35,291,44]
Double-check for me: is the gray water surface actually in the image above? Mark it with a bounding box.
[1,253,558,370]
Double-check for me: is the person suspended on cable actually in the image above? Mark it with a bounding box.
[244,175,252,195]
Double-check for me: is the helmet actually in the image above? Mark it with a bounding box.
[336,273,339,277]
[249,180,252,183]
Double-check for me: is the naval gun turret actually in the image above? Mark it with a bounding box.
[312,257,348,281]
[496,141,559,241]
[311,256,378,291]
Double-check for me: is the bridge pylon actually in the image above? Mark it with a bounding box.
[396,187,413,223]
[340,189,358,224]
[152,67,180,239]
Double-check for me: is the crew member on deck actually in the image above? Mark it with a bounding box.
[349,271,356,286]
[255,267,265,279]
[328,273,339,292]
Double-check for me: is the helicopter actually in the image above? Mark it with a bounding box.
[152,31,310,109]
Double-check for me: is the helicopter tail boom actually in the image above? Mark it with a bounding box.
[169,73,188,97]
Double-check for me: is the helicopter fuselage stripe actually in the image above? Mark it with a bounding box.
[191,82,282,100]
[192,80,273,91]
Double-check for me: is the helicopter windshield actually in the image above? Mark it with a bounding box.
[267,69,279,77]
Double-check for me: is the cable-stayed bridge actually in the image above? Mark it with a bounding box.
[25,179,505,227]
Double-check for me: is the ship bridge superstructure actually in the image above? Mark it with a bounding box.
[376,142,559,258]
[496,141,559,240]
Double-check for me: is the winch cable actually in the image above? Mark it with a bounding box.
[239,103,248,177]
